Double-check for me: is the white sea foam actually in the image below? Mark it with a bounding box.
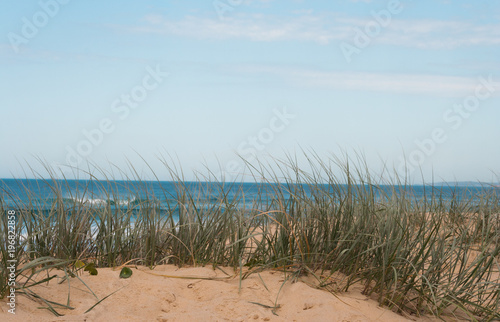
[69,196,136,207]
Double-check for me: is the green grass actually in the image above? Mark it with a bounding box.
[1,154,499,320]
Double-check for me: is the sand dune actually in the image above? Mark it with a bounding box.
[0,265,440,322]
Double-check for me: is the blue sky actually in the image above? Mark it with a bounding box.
[1,0,499,182]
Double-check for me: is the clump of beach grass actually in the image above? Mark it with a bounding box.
[0,153,499,320]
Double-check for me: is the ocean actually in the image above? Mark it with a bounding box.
[1,179,498,215]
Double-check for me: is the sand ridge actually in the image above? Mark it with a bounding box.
[0,264,439,322]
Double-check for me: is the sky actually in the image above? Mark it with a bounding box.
[1,0,499,182]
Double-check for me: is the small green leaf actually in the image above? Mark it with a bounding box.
[84,263,96,272]
[119,267,133,279]
[88,267,98,276]
[75,260,86,269]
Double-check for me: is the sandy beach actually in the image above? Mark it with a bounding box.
[1,175,498,321]
[1,264,439,322]
[3,0,500,320]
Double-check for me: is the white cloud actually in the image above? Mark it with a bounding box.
[376,20,500,49]
[233,64,497,96]
[136,13,346,45]
[121,13,500,49]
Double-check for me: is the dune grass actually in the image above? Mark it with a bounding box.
[1,154,499,320]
